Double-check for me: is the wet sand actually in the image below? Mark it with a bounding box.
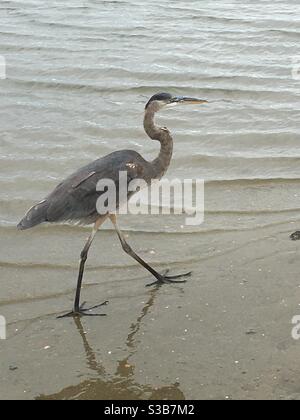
[1,216,300,400]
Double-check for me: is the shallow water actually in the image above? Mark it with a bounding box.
[1,0,300,400]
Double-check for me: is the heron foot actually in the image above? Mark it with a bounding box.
[57,300,109,318]
[146,269,191,287]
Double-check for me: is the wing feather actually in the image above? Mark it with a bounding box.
[45,150,149,223]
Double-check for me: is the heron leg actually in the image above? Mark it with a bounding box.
[58,216,108,318]
[109,215,191,287]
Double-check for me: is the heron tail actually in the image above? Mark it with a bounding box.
[17,200,49,230]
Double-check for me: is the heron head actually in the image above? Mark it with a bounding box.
[145,92,208,112]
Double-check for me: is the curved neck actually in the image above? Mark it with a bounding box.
[143,107,173,180]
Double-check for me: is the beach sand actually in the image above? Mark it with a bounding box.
[1,217,300,400]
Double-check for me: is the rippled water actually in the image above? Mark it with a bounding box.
[1,0,300,231]
[1,0,300,400]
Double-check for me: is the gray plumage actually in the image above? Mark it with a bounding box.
[18,150,154,229]
[17,92,207,317]
[17,93,177,230]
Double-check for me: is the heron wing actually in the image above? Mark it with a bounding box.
[45,150,148,223]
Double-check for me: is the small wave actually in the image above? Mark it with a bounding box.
[268,29,300,38]
[9,79,299,103]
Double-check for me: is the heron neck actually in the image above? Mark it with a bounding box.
[143,108,173,180]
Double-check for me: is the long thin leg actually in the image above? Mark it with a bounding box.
[109,214,191,287]
[58,215,108,318]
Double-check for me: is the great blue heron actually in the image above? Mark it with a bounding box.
[18,92,207,317]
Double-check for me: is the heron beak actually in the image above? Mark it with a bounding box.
[170,96,208,105]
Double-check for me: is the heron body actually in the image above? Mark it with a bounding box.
[18,93,207,317]
[18,150,152,228]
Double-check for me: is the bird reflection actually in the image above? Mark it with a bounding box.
[37,286,185,400]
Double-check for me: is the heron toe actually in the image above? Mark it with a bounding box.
[57,300,109,318]
[146,270,191,287]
